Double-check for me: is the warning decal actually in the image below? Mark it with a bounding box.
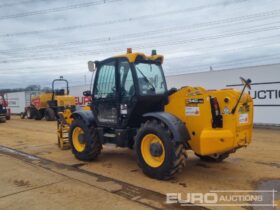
[185,107,200,116]
[239,113,248,124]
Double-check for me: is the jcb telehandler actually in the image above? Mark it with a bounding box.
[21,77,76,121]
[60,49,253,180]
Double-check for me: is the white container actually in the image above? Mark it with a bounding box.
[5,91,40,114]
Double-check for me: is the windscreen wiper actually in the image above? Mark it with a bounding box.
[136,67,155,91]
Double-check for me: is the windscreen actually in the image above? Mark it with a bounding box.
[135,62,167,95]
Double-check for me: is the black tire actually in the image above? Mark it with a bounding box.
[69,119,102,161]
[135,119,187,180]
[45,108,56,121]
[34,109,43,120]
[6,115,10,120]
[195,153,230,162]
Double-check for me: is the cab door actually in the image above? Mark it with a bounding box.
[118,59,136,127]
[92,58,119,126]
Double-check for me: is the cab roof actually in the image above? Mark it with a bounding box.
[114,52,164,64]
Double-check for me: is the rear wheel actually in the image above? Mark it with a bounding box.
[135,119,187,180]
[196,153,230,162]
[69,119,102,161]
[45,108,56,121]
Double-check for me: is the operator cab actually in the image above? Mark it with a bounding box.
[87,49,168,129]
[48,76,70,107]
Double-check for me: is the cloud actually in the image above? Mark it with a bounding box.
[0,0,280,89]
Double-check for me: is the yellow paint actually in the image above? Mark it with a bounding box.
[31,93,52,109]
[72,127,85,152]
[114,52,164,64]
[141,134,165,168]
[62,108,73,125]
[82,105,91,111]
[56,95,76,107]
[165,86,253,156]
[31,93,75,110]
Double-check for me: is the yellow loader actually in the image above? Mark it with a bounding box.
[21,76,76,121]
[59,49,253,179]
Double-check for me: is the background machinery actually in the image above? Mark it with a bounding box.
[21,77,76,121]
[58,49,254,180]
[0,93,11,123]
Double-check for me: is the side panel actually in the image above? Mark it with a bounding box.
[55,95,76,107]
[165,87,253,155]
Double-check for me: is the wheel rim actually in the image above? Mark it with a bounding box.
[141,134,165,168]
[72,127,85,152]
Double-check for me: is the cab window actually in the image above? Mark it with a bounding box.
[94,62,116,99]
[135,62,166,95]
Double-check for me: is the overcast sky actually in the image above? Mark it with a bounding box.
[0,0,280,89]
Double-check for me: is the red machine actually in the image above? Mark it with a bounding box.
[0,93,11,122]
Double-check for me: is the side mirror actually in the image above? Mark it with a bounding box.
[88,61,97,72]
[83,90,91,97]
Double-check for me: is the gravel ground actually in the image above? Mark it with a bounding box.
[0,116,279,210]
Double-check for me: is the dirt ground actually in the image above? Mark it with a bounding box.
[0,116,279,210]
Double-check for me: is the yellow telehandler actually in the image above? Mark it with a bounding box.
[21,76,76,121]
[58,49,253,179]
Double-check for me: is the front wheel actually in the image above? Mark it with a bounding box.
[69,119,102,161]
[45,108,56,121]
[135,119,187,180]
[34,109,43,120]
